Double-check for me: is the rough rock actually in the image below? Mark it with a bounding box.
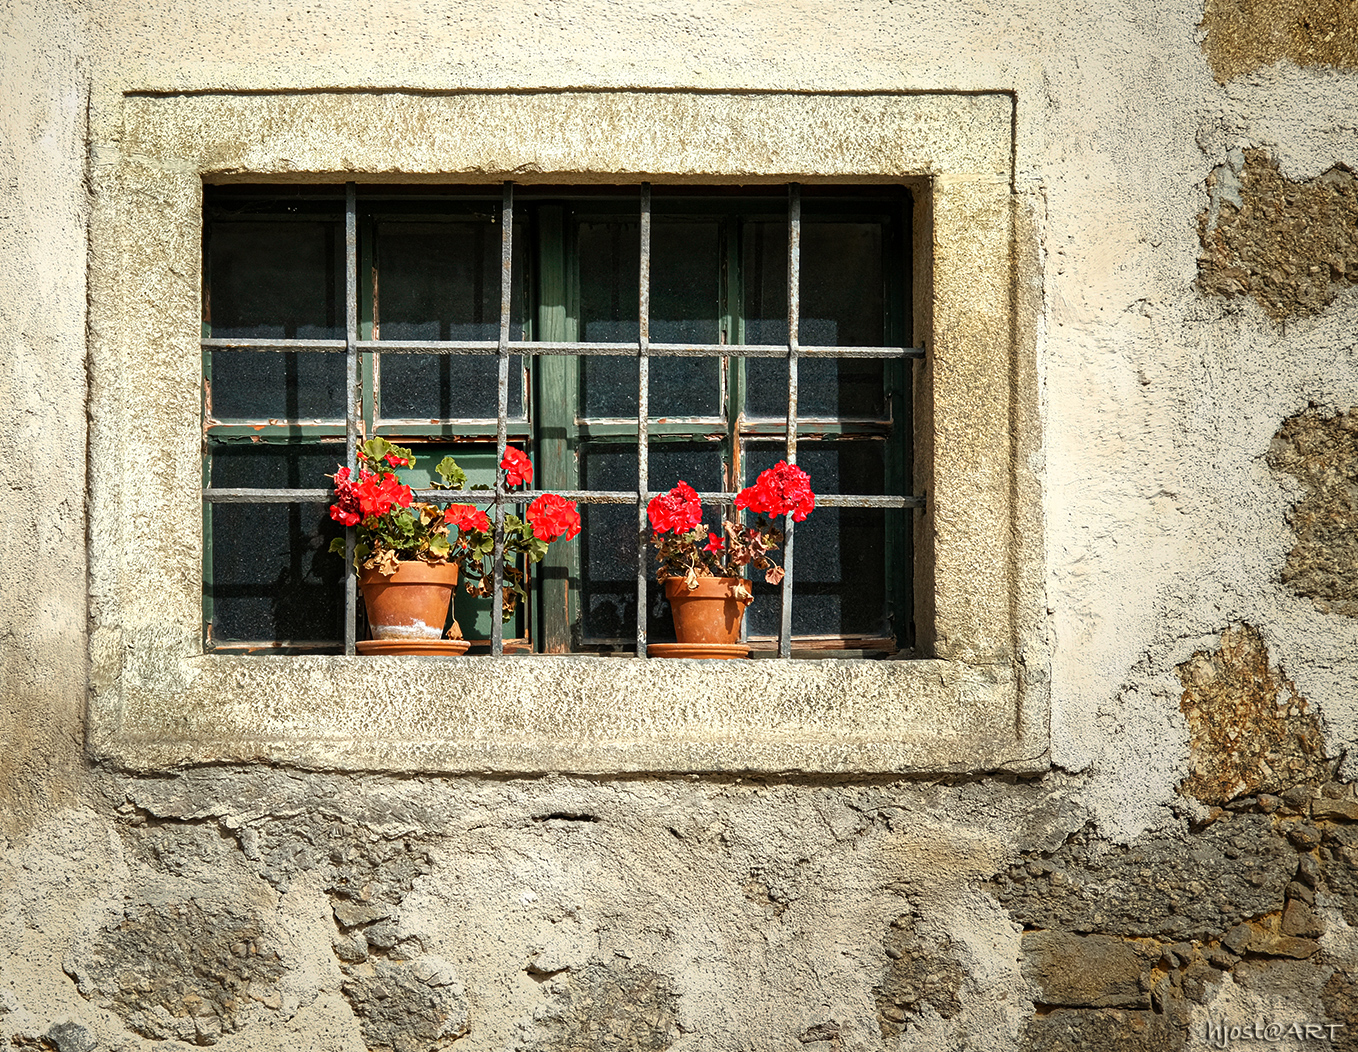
[1314,798,1358,822]
[873,912,966,1037]
[1269,409,1358,619]
[1282,899,1324,938]
[1198,149,1358,316]
[64,900,287,1045]
[339,957,469,1052]
[1018,1007,1186,1052]
[991,815,1294,940]
[1235,958,1333,1002]
[1176,624,1330,804]
[528,961,679,1052]
[1320,824,1358,924]
[1199,0,1358,82]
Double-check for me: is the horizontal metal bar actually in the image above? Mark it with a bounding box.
[204,337,924,360]
[202,486,925,509]
[203,338,348,351]
[204,488,331,502]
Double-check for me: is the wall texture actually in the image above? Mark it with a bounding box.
[2,0,1357,1050]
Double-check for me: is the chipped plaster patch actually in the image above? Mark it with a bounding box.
[1200,0,1358,83]
[1176,624,1330,806]
[1198,149,1358,320]
[1268,407,1358,617]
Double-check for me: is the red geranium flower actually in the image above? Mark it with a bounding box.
[501,447,533,487]
[384,452,411,467]
[443,503,491,534]
[735,460,815,522]
[702,532,725,552]
[527,493,581,542]
[328,466,363,525]
[646,481,704,534]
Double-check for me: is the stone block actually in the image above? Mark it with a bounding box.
[1313,798,1358,822]
[1021,931,1146,1008]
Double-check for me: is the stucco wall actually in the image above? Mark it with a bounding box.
[2,0,1357,1049]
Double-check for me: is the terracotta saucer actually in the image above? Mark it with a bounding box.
[646,642,750,660]
[355,638,471,656]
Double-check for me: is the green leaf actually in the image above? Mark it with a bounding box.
[434,455,467,491]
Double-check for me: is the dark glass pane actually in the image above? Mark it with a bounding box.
[210,443,341,489]
[208,446,346,644]
[801,222,884,347]
[742,220,787,346]
[578,220,639,344]
[651,220,721,345]
[207,221,342,339]
[742,443,892,639]
[745,221,886,418]
[745,357,886,418]
[580,220,723,417]
[380,354,525,420]
[377,220,526,419]
[579,444,723,643]
[209,351,347,420]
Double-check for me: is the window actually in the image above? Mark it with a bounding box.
[89,89,1044,775]
[202,183,920,658]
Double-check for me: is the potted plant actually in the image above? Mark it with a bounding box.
[646,461,816,658]
[327,437,579,654]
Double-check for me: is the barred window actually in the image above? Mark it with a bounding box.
[201,182,922,659]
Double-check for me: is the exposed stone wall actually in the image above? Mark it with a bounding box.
[1197,149,1358,319]
[1269,409,1358,618]
[1200,0,1358,83]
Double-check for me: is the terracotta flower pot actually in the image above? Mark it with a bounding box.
[663,576,752,646]
[359,560,461,646]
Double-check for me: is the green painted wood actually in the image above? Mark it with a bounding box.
[535,206,580,652]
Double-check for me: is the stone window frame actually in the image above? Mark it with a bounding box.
[86,89,1047,775]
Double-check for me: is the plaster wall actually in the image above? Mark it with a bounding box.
[2,0,1357,1049]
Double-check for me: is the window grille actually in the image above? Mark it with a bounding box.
[202,182,926,658]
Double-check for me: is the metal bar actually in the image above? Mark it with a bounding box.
[344,183,358,656]
[203,337,923,360]
[202,487,925,508]
[202,338,348,350]
[492,181,513,658]
[780,183,800,659]
[636,183,651,660]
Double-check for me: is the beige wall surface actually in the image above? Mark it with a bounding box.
[3,0,1358,1049]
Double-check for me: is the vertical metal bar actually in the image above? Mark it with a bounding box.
[780,183,800,659]
[344,183,358,656]
[636,183,651,659]
[492,181,514,657]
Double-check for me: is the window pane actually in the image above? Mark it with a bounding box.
[208,445,345,644]
[578,219,723,417]
[741,220,787,346]
[377,220,527,419]
[742,442,892,639]
[578,443,723,643]
[209,351,347,421]
[380,354,526,420]
[745,221,886,418]
[207,221,343,339]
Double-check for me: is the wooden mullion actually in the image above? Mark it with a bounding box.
[535,205,579,652]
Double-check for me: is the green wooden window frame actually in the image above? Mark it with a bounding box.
[202,183,919,658]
